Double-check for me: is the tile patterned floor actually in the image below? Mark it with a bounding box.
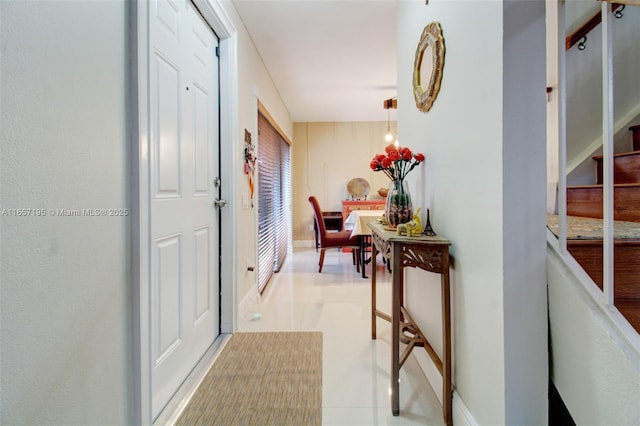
[238,248,446,426]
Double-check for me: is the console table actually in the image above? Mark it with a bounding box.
[368,221,452,425]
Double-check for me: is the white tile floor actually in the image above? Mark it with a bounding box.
[238,247,446,426]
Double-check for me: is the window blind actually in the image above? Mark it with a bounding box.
[257,112,291,293]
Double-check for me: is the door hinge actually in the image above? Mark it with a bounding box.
[215,46,220,57]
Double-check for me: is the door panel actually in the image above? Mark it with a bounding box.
[193,85,210,195]
[155,234,182,360]
[193,227,210,322]
[155,56,181,196]
[149,0,220,418]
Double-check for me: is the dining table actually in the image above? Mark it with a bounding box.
[343,209,385,278]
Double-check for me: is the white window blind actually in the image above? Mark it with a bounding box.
[257,112,291,293]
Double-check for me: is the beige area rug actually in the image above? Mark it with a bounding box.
[176,332,322,426]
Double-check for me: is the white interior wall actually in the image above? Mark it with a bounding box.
[1,1,132,424]
[397,2,505,423]
[501,1,548,422]
[398,1,547,424]
[547,239,640,424]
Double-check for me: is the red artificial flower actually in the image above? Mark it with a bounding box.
[400,147,412,160]
[369,145,425,182]
[388,150,401,161]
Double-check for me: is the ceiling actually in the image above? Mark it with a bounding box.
[231,0,398,123]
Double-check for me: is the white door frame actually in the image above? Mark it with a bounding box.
[132,0,238,423]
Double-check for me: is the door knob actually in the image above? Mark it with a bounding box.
[214,199,228,208]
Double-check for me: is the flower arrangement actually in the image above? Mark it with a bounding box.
[369,144,425,227]
[369,144,425,181]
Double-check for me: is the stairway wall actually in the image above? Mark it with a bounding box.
[547,238,640,425]
[567,112,640,185]
[565,6,640,170]
[567,112,640,186]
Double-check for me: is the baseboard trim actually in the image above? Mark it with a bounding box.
[237,284,260,324]
[293,239,314,248]
[453,390,478,426]
[415,350,477,425]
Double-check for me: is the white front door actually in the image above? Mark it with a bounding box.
[148,0,220,418]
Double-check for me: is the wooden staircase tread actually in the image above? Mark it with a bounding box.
[547,214,640,240]
[592,150,640,160]
[566,184,640,222]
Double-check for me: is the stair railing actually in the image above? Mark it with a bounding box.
[554,2,620,320]
[565,3,623,50]
[601,1,615,307]
[555,0,567,255]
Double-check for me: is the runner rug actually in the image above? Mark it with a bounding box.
[176,331,322,426]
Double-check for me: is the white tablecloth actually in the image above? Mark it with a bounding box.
[344,210,385,237]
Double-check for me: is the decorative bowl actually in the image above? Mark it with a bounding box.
[347,177,370,199]
[377,187,388,198]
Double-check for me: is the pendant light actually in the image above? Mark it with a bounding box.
[384,109,393,142]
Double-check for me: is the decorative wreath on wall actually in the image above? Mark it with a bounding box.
[413,22,446,113]
[244,129,256,208]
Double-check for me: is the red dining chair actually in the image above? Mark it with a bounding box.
[308,196,361,273]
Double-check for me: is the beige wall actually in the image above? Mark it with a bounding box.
[292,121,397,244]
[220,1,293,317]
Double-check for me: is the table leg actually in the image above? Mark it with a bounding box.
[391,244,401,416]
[442,260,452,426]
[371,242,377,339]
[360,235,367,279]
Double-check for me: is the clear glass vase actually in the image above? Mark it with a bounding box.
[385,179,413,228]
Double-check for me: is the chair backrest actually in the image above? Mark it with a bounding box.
[308,196,328,242]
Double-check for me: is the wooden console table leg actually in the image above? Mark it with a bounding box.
[391,244,402,416]
[442,256,452,426]
[371,243,377,339]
